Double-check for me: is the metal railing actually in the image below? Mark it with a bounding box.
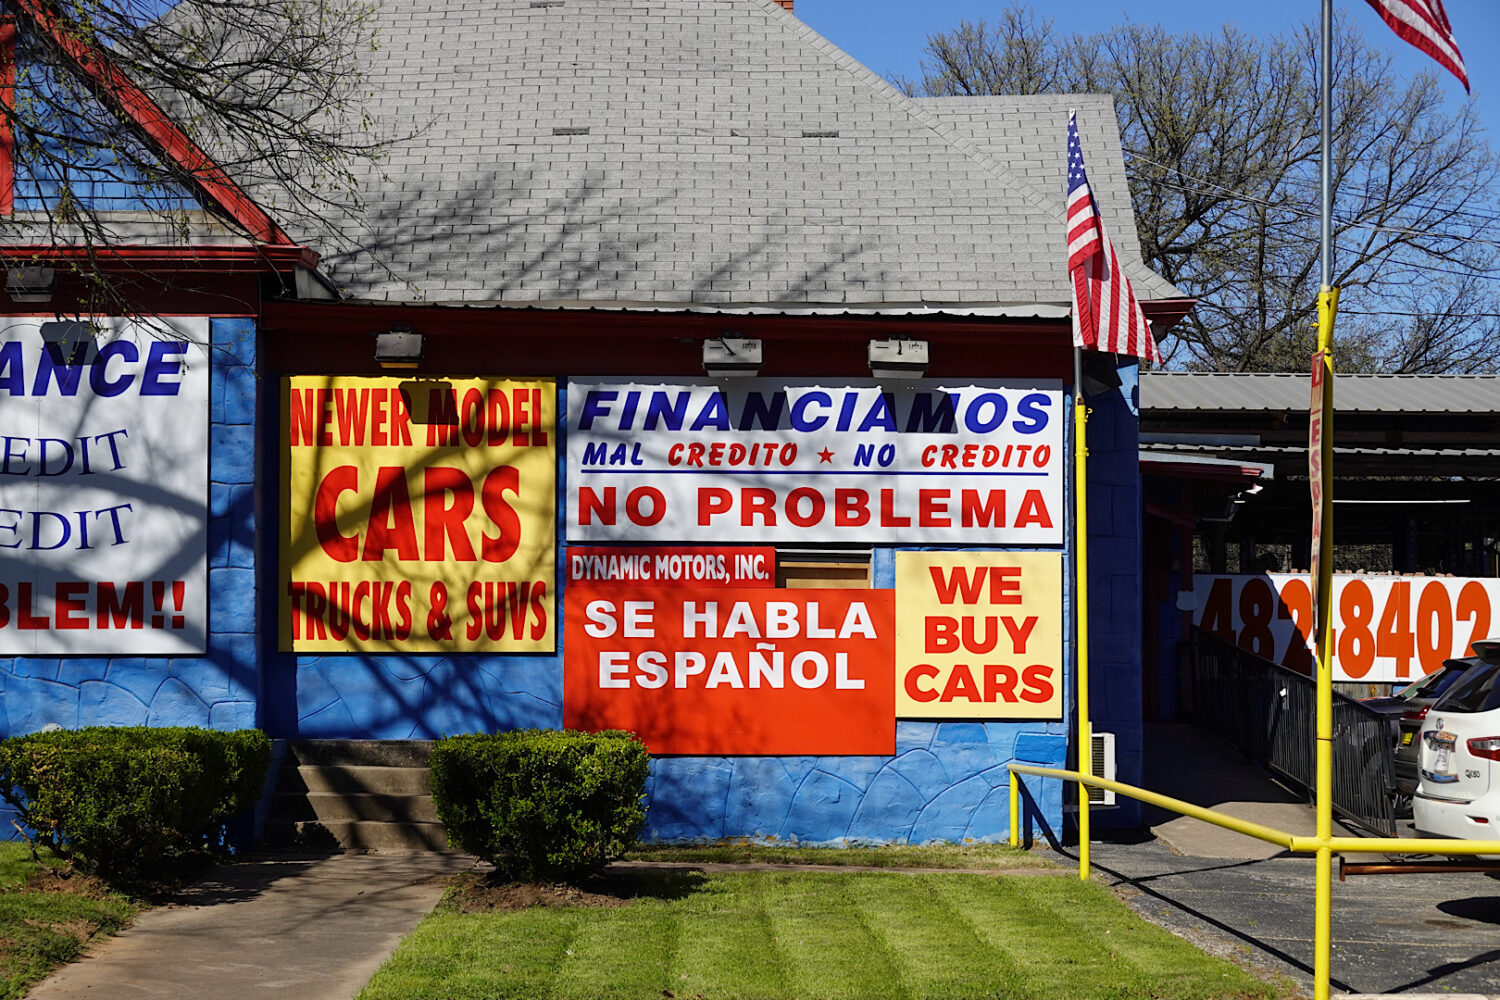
[1190,627,1397,837]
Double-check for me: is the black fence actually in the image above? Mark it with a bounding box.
[1190,628,1397,837]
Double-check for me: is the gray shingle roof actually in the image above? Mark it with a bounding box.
[918,95,1179,302]
[251,0,1179,310]
[1141,372,1500,414]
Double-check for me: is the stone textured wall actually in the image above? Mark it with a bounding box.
[0,318,259,737]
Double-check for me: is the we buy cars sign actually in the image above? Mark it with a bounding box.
[564,586,895,755]
[566,379,1063,544]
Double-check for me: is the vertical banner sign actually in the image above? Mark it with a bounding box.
[567,379,1064,544]
[564,587,895,755]
[895,551,1064,719]
[281,376,556,652]
[0,318,209,654]
[1309,352,1327,611]
[1193,574,1500,684]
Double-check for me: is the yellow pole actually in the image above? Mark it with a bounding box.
[1074,383,1092,881]
[1009,770,1020,847]
[1312,286,1339,1000]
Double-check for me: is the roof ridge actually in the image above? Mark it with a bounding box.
[760,0,1070,234]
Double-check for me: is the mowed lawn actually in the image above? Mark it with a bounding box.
[0,843,139,999]
[358,868,1289,1000]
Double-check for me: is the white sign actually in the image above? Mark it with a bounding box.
[0,317,209,654]
[566,379,1064,544]
[1192,573,1500,684]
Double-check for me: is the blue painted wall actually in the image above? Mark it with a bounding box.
[0,318,260,736]
[13,63,197,214]
[2,354,1139,846]
[1085,363,1145,831]
[266,377,1136,845]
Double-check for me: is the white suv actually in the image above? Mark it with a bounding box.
[1413,641,1500,854]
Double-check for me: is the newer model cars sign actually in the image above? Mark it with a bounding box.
[566,379,1064,544]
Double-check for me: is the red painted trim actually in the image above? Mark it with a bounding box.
[0,20,14,216]
[0,242,318,271]
[8,0,292,245]
[1144,502,1198,529]
[260,301,1079,379]
[0,309,255,318]
[1141,297,1197,335]
[1139,458,1266,483]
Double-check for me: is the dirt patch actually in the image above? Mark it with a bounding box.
[21,917,95,944]
[20,869,114,900]
[444,871,636,913]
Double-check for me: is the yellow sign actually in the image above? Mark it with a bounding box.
[895,551,1063,719]
[280,376,556,652]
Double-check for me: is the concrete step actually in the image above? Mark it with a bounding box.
[263,819,450,853]
[286,739,434,768]
[278,765,433,796]
[271,792,439,824]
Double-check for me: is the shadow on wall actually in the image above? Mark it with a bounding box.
[0,318,258,738]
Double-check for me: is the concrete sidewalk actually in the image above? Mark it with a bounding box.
[1091,837,1500,999]
[30,852,474,1000]
[1140,722,1357,858]
[1092,723,1500,999]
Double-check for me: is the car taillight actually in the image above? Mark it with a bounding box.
[1466,737,1500,762]
[1401,706,1430,723]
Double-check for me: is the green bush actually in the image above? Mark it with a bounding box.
[431,729,650,881]
[0,727,271,878]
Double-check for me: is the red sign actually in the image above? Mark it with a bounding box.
[566,546,775,588]
[564,588,895,755]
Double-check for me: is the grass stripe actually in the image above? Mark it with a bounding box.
[933,875,1277,1000]
[845,872,1024,999]
[359,867,1285,1000]
[935,876,1149,1000]
[548,900,680,999]
[762,872,906,999]
[1005,874,1270,997]
[357,909,581,1000]
[670,872,789,1000]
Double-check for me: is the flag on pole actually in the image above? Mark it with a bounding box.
[1364,0,1468,91]
[1066,111,1160,365]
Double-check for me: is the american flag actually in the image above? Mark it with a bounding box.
[1067,111,1159,365]
[1364,0,1468,92]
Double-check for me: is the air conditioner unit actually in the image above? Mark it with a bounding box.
[1087,732,1117,807]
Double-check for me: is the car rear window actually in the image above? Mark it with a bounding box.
[1433,662,1500,714]
[1401,660,1478,701]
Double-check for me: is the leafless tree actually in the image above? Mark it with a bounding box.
[900,6,1500,373]
[1,0,398,310]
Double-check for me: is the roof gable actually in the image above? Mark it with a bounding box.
[2,0,290,247]
[275,0,1177,310]
[916,94,1180,302]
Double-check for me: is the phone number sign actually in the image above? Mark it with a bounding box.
[1193,574,1498,683]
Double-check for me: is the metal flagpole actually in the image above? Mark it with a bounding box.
[1073,345,1092,881]
[1313,0,1340,997]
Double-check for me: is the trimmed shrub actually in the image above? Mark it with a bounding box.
[0,727,271,878]
[431,729,650,881]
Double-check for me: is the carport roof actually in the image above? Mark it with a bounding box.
[1141,372,1500,414]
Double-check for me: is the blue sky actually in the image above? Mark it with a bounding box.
[798,1,1494,134]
